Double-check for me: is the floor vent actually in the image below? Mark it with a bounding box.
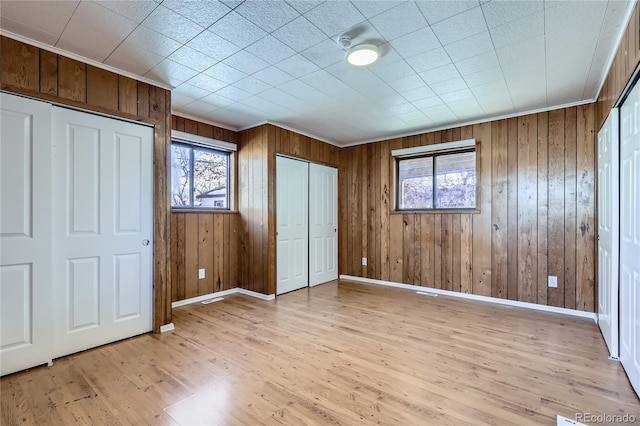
[416,291,438,297]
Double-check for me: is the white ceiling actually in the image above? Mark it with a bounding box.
[0,0,632,145]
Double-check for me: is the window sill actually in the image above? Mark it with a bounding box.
[391,209,480,215]
[171,209,239,214]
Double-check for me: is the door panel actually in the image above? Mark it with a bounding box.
[309,163,338,286]
[597,109,619,359]
[620,83,640,397]
[276,156,309,295]
[0,93,53,376]
[53,107,153,358]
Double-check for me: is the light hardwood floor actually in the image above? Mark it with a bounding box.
[1,280,638,425]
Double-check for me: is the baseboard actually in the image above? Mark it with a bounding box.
[339,275,598,322]
[172,288,239,308]
[159,323,175,333]
[171,288,275,308]
[237,288,276,300]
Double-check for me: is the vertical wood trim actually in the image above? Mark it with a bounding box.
[185,214,199,299]
[1,37,39,91]
[563,107,578,310]
[39,50,58,96]
[575,104,596,312]
[58,56,86,102]
[491,120,508,298]
[87,66,118,111]
[506,118,519,300]
[537,112,549,306]
[472,123,492,296]
[548,109,566,307]
[516,115,538,303]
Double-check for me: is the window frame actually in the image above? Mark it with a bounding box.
[394,146,479,213]
[170,141,231,211]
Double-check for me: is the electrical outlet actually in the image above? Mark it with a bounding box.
[198,268,205,279]
[548,275,558,288]
[362,257,367,266]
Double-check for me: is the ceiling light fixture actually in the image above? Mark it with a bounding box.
[337,35,380,67]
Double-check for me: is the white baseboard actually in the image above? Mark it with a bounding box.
[237,288,276,300]
[160,323,175,333]
[172,288,238,308]
[171,288,275,308]
[339,275,598,322]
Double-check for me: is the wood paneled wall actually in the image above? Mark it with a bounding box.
[339,105,597,312]
[238,124,340,295]
[170,115,240,302]
[597,2,640,129]
[0,36,172,331]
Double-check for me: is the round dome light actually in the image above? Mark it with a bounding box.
[346,44,380,66]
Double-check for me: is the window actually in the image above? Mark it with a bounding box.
[397,149,476,210]
[171,142,229,209]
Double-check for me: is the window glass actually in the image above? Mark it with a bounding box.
[171,142,229,209]
[397,148,476,211]
[435,151,476,209]
[171,144,191,207]
[398,156,433,209]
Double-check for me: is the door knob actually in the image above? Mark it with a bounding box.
[142,239,150,246]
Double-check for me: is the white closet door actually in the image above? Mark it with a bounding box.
[276,156,309,295]
[309,163,338,286]
[0,93,53,376]
[620,84,640,396]
[597,109,619,359]
[52,107,153,358]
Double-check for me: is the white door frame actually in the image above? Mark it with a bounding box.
[276,156,309,295]
[309,162,338,286]
[597,108,620,360]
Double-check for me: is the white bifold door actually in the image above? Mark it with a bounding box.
[620,82,640,396]
[277,156,309,295]
[1,93,54,375]
[597,109,619,359]
[276,157,338,295]
[309,163,338,286]
[0,93,153,376]
[52,107,153,358]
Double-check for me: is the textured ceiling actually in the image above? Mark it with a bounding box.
[0,0,632,145]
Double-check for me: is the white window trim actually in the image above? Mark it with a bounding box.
[391,138,475,157]
[171,130,237,152]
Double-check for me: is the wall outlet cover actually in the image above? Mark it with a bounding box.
[548,276,558,288]
[198,268,205,279]
[362,257,367,266]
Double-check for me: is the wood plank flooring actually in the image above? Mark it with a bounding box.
[1,280,638,425]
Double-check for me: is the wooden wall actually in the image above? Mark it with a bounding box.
[170,116,240,302]
[597,2,640,129]
[238,124,340,295]
[339,105,597,312]
[0,36,172,331]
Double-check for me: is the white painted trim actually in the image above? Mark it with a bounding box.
[391,139,475,157]
[339,99,596,147]
[172,288,239,308]
[340,275,598,322]
[0,31,173,91]
[171,130,237,151]
[171,288,275,308]
[237,288,276,301]
[160,323,175,333]
[171,111,240,133]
